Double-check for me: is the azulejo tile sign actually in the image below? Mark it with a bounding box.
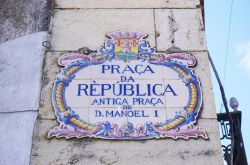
[48,31,207,140]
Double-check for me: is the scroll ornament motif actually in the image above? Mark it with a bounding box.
[48,31,207,140]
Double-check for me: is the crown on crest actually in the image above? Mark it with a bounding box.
[107,31,147,40]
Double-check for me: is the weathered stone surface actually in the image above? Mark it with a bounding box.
[155,9,207,51]
[32,2,223,164]
[39,52,62,119]
[0,111,37,165]
[50,9,155,51]
[0,0,51,43]
[0,32,47,112]
[192,52,217,119]
[55,0,200,9]
[31,119,223,165]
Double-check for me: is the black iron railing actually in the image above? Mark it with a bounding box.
[217,110,248,165]
[208,52,248,165]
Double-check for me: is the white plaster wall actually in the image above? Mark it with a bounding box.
[0,1,224,165]
[30,1,224,164]
[0,32,47,165]
[0,32,47,112]
[0,112,37,165]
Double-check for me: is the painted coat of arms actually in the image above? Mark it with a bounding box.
[112,32,141,61]
[48,31,207,140]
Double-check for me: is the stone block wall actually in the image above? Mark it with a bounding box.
[31,0,223,165]
[0,0,224,164]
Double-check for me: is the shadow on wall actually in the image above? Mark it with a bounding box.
[0,0,51,43]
